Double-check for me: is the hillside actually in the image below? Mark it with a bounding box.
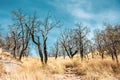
[0,50,120,80]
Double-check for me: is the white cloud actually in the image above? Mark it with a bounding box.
[70,8,93,19]
[48,0,120,25]
[47,0,120,41]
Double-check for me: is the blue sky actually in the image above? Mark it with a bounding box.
[0,0,120,56]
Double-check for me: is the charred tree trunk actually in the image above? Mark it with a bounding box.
[43,37,48,64]
[55,52,58,59]
[80,43,84,61]
[98,43,104,60]
[113,43,119,64]
[13,46,16,58]
[111,53,115,61]
[31,33,44,64]
[80,49,84,61]
[114,50,118,64]
[101,52,104,60]
[12,32,17,58]
[55,41,59,59]
[19,49,24,60]
[71,50,78,58]
[62,47,65,59]
[62,43,71,58]
[69,47,73,59]
[38,44,44,64]
[55,47,58,59]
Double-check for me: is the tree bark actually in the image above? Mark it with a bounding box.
[43,37,48,64]
[38,45,44,64]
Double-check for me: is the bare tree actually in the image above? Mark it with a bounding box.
[60,29,78,59]
[28,12,61,64]
[9,26,21,58]
[11,9,30,60]
[94,29,106,59]
[94,24,120,64]
[105,25,119,64]
[29,13,44,63]
[75,23,89,61]
[54,40,59,59]
[0,35,4,48]
[0,25,5,48]
[40,13,61,63]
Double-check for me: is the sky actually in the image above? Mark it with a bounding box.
[0,0,120,56]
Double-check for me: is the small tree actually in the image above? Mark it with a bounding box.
[94,29,107,59]
[54,40,59,59]
[60,29,78,59]
[75,23,89,61]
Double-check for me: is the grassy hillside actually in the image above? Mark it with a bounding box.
[0,53,120,80]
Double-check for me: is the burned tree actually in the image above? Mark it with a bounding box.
[28,12,61,64]
[105,25,120,64]
[11,9,30,60]
[94,24,120,64]
[95,29,107,59]
[60,29,78,59]
[28,13,44,64]
[54,40,59,59]
[10,26,20,58]
[75,23,89,61]
[40,13,61,63]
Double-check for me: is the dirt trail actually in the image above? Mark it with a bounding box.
[0,59,22,80]
[54,67,83,80]
[0,60,21,73]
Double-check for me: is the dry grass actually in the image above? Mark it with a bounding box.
[1,53,120,80]
[68,55,120,80]
[5,57,68,80]
[0,62,5,74]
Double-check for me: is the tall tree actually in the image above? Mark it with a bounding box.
[40,13,61,63]
[29,12,61,64]
[11,9,30,60]
[29,13,44,63]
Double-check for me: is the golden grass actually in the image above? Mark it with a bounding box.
[0,62,5,74]
[71,56,120,80]
[1,54,120,80]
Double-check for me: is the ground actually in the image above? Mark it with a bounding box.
[0,52,120,80]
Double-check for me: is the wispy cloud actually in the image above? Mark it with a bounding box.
[70,9,93,19]
[48,0,120,26]
[47,0,120,40]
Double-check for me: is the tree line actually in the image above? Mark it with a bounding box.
[0,9,120,64]
[52,23,120,64]
[0,9,61,64]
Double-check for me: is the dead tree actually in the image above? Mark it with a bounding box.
[75,23,89,61]
[40,13,61,63]
[30,21,44,63]
[60,29,78,59]
[105,25,119,64]
[94,24,120,64]
[11,9,30,60]
[55,40,59,59]
[28,12,61,64]
[95,30,106,59]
